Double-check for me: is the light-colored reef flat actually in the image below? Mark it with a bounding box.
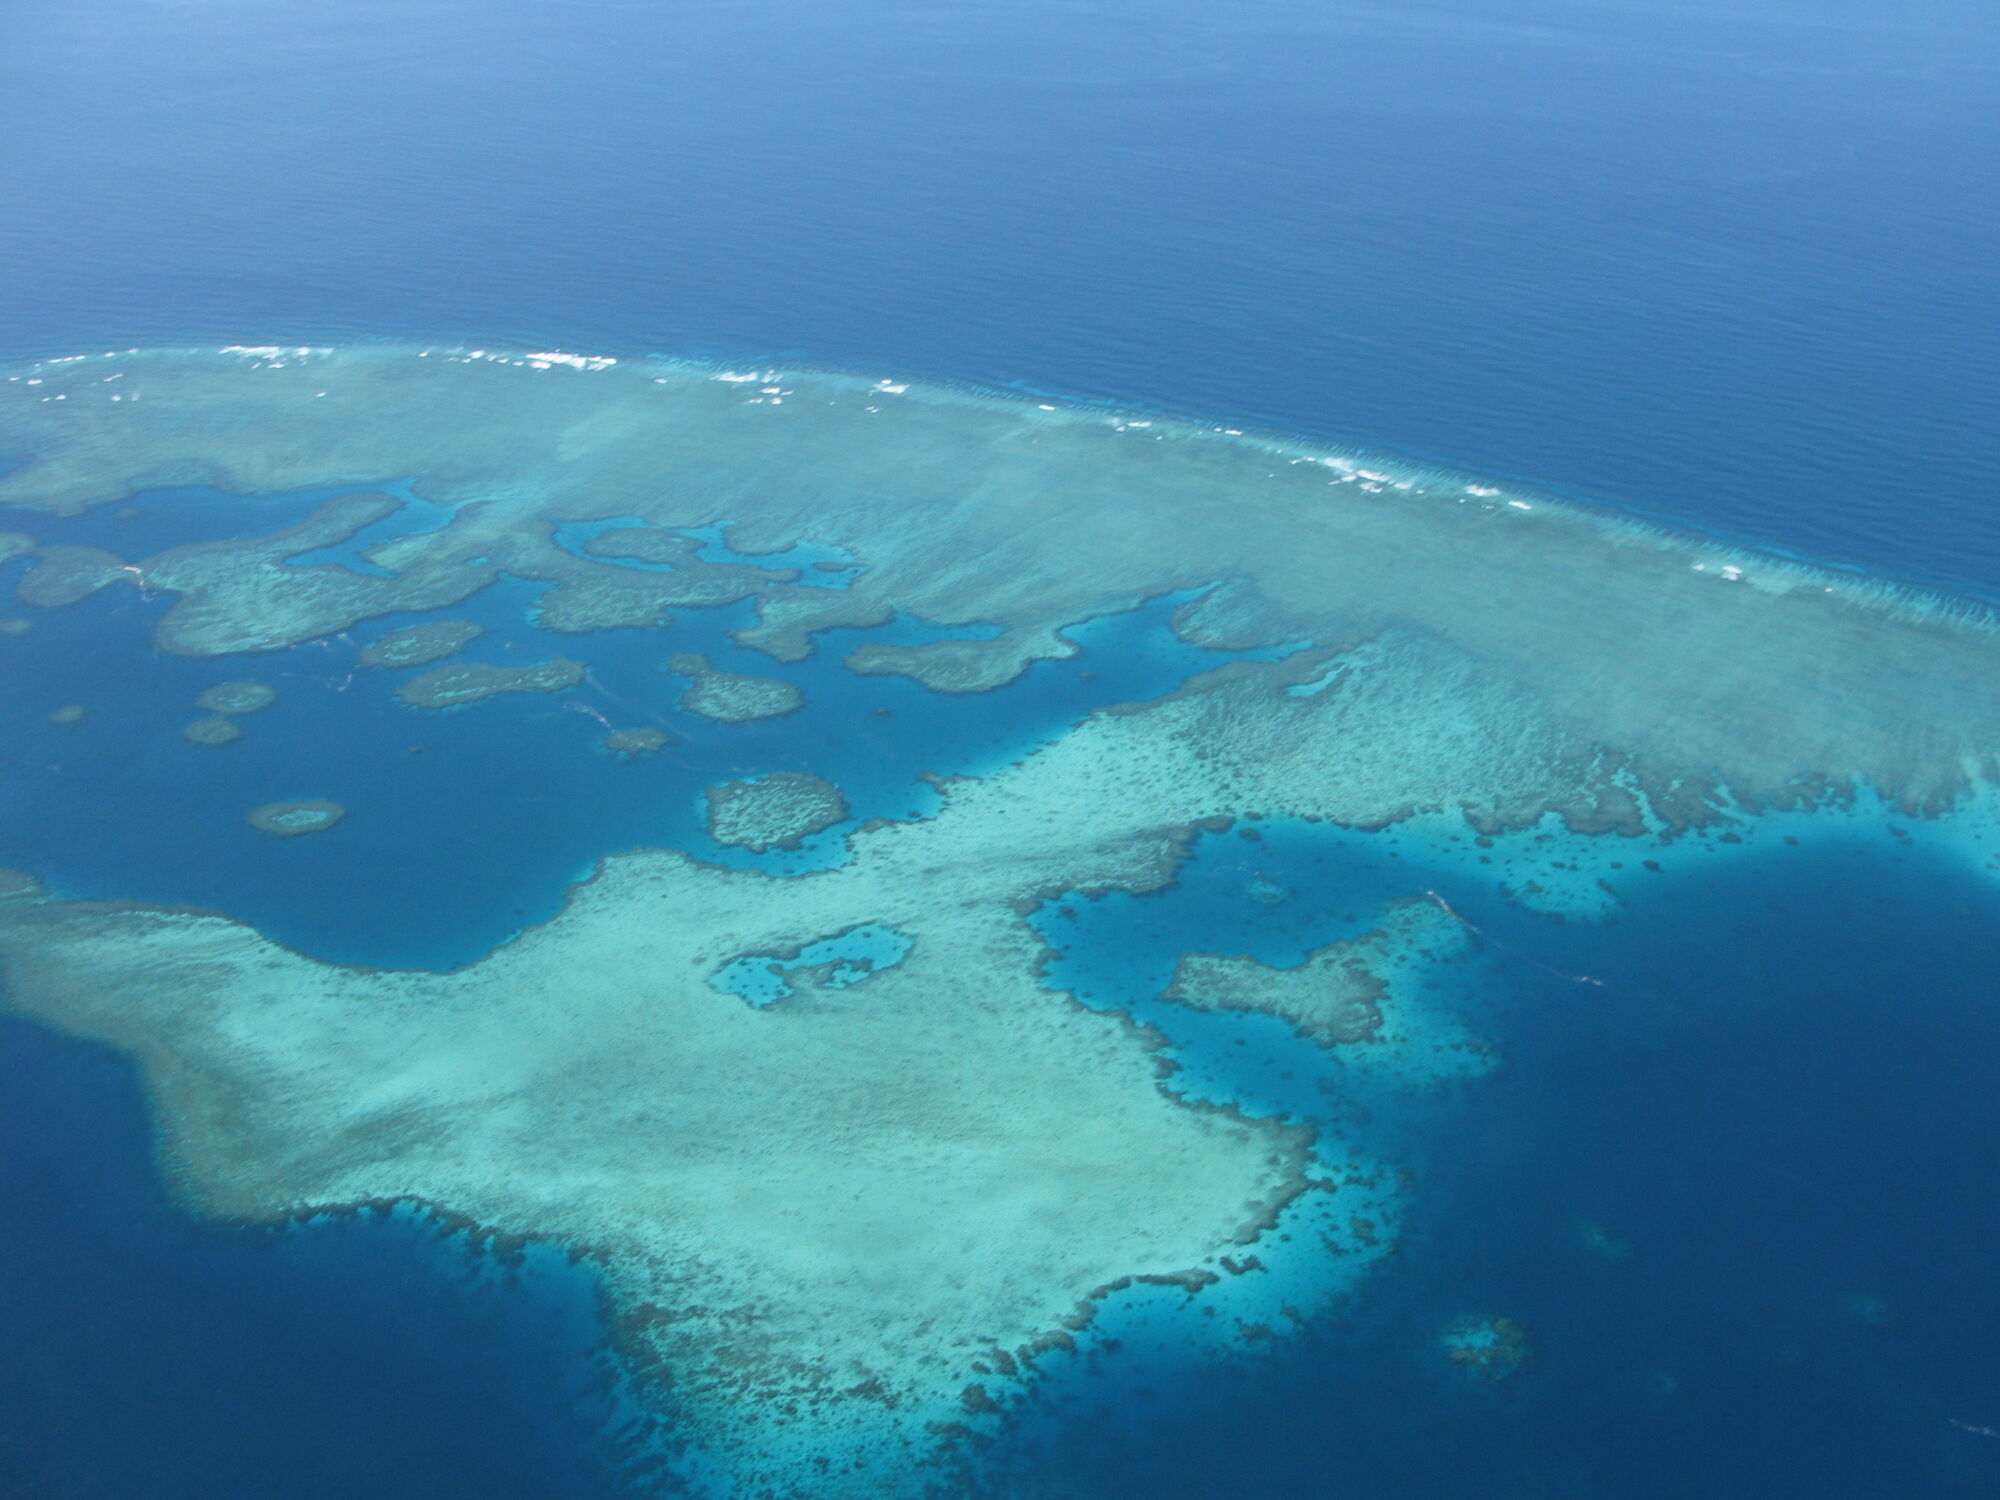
[668,651,803,722]
[0,617,32,636]
[46,703,84,725]
[396,657,584,709]
[357,618,484,668]
[195,680,276,714]
[246,799,344,836]
[3,343,1996,819]
[181,715,241,746]
[706,771,849,850]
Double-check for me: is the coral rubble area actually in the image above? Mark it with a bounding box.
[3,345,2000,1495]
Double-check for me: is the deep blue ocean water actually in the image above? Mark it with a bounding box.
[2,1,1999,1496]
[3,0,1997,592]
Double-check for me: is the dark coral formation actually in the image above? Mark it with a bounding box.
[358,618,484,668]
[1442,1315,1534,1382]
[182,715,242,746]
[246,799,346,836]
[18,545,127,607]
[582,525,793,604]
[845,625,1077,693]
[139,493,494,656]
[605,727,671,754]
[196,680,277,714]
[1165,933,1387,1047]
[482,521,792,633]
[706,771,849,851]
[669,652,803,722]
[397,657,585,709]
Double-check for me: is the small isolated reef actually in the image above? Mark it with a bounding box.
[706,771,848,850]
[668,651,803,721]
[4,344,2000,1498]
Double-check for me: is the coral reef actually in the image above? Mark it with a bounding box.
[246,799,346,836]
[357,618,483,668]
[846,624,1077,693]
[17,544,127,607]
[706,771,849,851]
[604,727,670,754]
[669,651,802,722]
[196,680,276,714]
[1,345,1995,822]
[140,493,491,656]
[711,922,914,1004]
[0,649,1544,1494]
[1164,900,1475,1050]
[182,715,242,746]
[1442,1315,1534,1382]
[396,658,584,709]
[7,343,2000,1495]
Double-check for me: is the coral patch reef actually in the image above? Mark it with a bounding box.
[247,799,346,836]
[358,618,484,668]
[706,771,849,850]
[396,657,584,709]
[669,651,802,722]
